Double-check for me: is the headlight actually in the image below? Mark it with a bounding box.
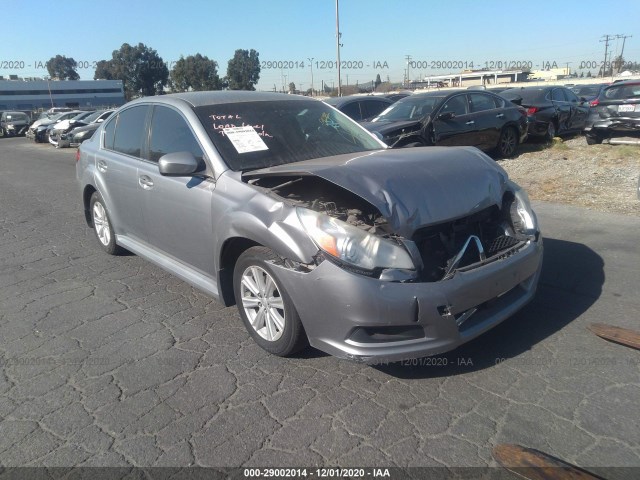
[297,207,415,271]
[6,125,14,130]
[509,184,538,236]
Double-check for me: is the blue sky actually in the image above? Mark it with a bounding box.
[2,0,639,90]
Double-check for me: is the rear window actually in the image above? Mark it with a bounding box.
[501,89,547,104]
[603,84,640,100]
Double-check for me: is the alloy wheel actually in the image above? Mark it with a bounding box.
[92,201,111,246]
[240,266,286,342]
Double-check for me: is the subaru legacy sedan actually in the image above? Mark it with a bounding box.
[76,91,543,364]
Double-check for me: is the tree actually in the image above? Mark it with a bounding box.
[374,74,382,91]
[46,55,80,80]
[288,82,296,93]
[93,43,169,100]
[170,54,221,92]
[586,71,592,78]
[226,49,261,90]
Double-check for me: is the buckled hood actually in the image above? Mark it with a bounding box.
[244,146,509,237]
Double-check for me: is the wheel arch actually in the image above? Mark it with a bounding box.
[83,185,97,226]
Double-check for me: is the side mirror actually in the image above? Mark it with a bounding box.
[437,111,455,121]
[158,151,200,176]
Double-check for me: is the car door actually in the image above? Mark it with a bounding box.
[136,104,216,276]
[564,89,589,130]
[432,94,479,147]
[468,92,504,150]
[95,105,149,242]
[551,88,572,133]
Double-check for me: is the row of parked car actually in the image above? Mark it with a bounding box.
[325,80,640,156]
[0,107,114,147]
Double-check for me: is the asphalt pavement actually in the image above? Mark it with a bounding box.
[0,137,638,473]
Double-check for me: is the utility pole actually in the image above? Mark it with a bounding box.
[616,34,632,74]
[307,57,315,96]
[335,0,342,97]
[405,55,412,88]
[600,34,616,77]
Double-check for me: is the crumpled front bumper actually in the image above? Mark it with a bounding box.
[272,237,543,364]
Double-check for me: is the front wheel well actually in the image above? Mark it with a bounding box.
[83,185,97,226]
[219,237,261,306]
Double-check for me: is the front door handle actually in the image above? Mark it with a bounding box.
[139,175,154,190]
[496,113,505,118]
[97,160,107,172]
[465,120,475,125]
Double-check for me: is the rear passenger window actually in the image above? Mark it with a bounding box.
[149,106,204,163]
[112,105,149,158]
[552,89,566,102]
[469,93,498,112]
[340,101,362,120]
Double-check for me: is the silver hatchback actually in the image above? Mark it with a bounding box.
[77,91,543,364]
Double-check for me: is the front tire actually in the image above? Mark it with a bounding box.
[497,127,518,158]
[0,128,5,138]
[90,192,122,255]
[233,246,308,356]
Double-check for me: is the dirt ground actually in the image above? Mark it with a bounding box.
[499,135,640,216]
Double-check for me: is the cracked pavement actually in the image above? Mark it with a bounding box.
[0,138,639,471]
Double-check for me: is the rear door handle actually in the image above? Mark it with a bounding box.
[97,160,107,172]
[139,175,154,190]
[496,113,504,118]
[465,120,475,125]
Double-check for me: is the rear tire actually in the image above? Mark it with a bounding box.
[0,128,5,138]
[544,121,557,142]
[585,134,603,145]
[496,127,518,158]
[89,192,122,255]
[233,246,308,356]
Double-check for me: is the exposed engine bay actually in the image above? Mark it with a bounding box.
[248,175,529,282]
[249,175,393,236]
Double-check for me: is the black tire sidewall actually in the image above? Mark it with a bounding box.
[233,247,306,356]
[498,127,518,158]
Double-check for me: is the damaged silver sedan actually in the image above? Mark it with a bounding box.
[76,91,543,364]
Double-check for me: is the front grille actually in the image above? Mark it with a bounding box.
[413,205,523,282]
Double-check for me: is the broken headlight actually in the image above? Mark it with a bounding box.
[509,183,538,236]
[296,207,415,271]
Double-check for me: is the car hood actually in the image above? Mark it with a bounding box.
[361,119,423,136]
[71,123,100,134]
[244,147,508,238]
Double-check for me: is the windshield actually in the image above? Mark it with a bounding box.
[195,100,383,171]
[371,95,444,122]
[82,110,107,123]
[4,113,28,122]
[571,85,602,97]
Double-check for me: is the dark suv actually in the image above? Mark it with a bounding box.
[0,111,30,137]
[584,80,640,144]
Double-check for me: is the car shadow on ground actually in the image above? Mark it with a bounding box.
[365,237,605,378]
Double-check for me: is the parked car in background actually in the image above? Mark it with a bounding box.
[0,111,30,137]
[58,110,115,148]
[50,110,113,148]
[324,95,393,122]
[361,89,528,157]
[48,111,96,146]
[584,80,640,144]
[500,86,589,140]
[570,83,609,106]
[384,92,412,102]
[77,91,542,363]
[27,110,82,143]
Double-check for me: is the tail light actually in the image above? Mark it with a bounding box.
[589,98,599,107]
[526,107,538,115]
[75,149,80,162]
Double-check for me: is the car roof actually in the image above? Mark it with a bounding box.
[128,91,313,108]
